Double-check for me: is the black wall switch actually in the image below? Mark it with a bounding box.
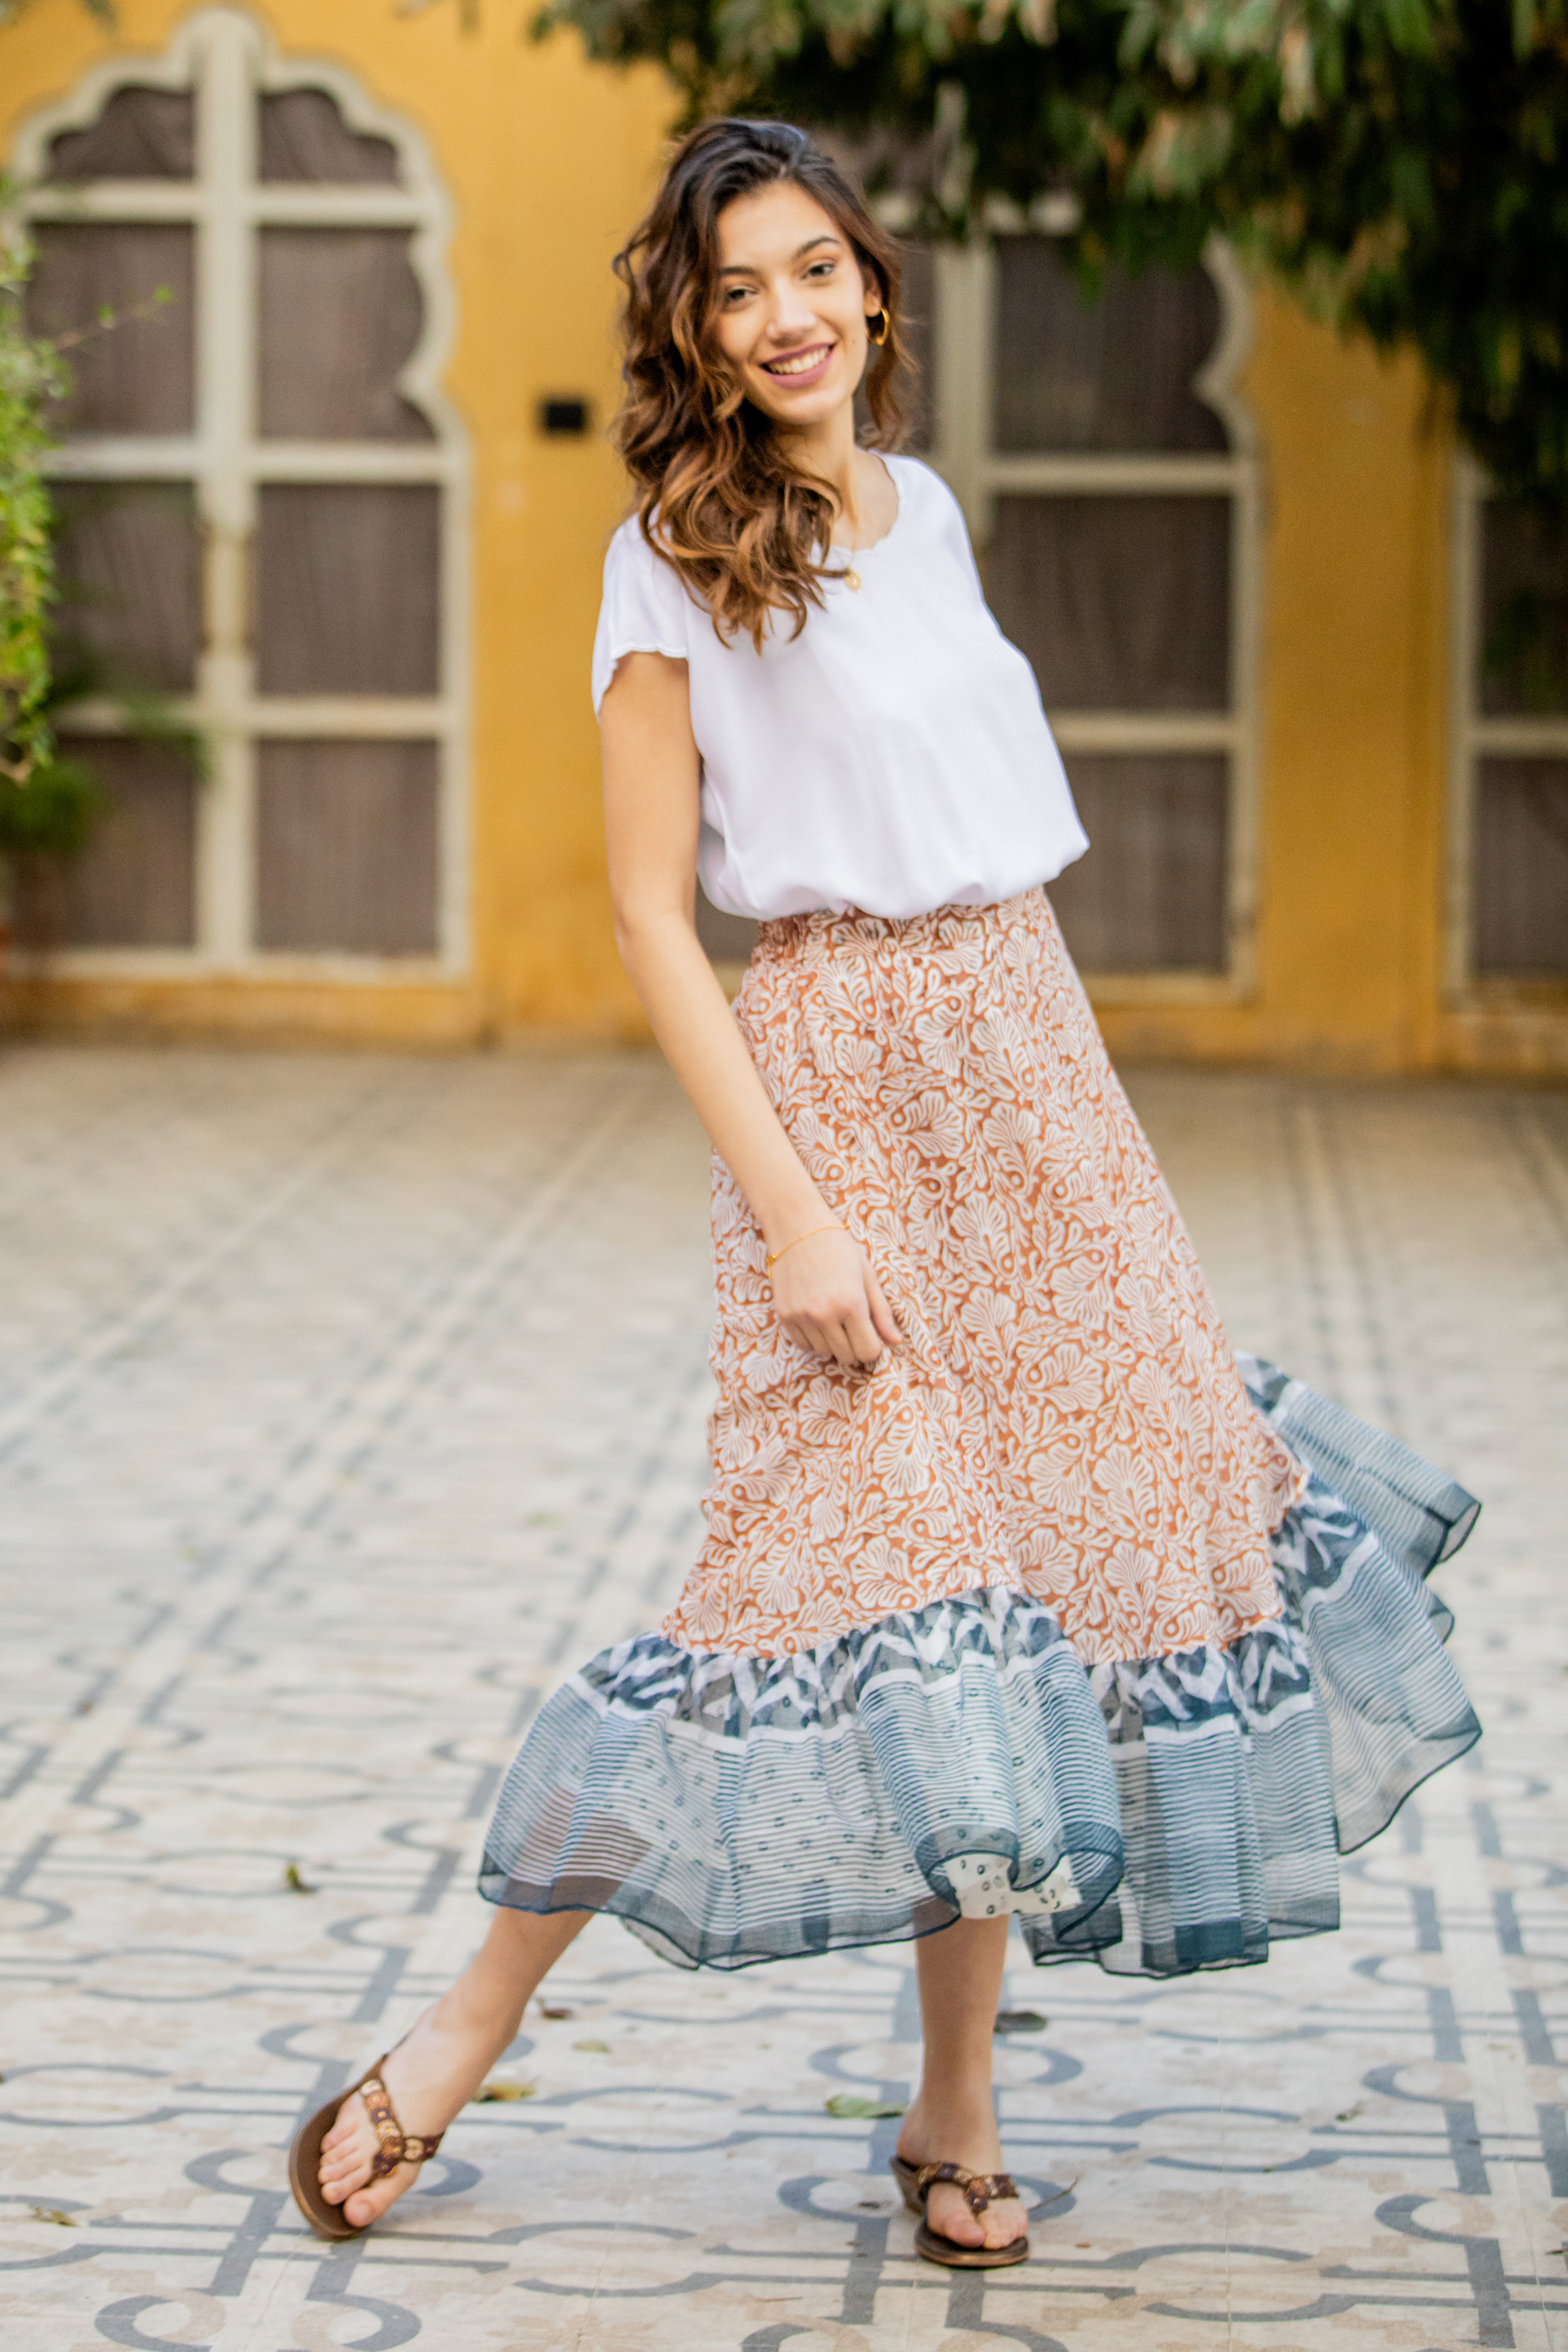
[538,396,590,437]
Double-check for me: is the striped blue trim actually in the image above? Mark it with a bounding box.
[481,1588,1126,1971]
[479,1363,1481,1976]
[1238,1353,1481,1573]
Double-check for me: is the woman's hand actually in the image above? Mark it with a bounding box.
[768,1227,901,1368]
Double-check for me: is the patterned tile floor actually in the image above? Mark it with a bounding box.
[0,1043,1564,2352]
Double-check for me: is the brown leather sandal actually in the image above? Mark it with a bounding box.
[288,2055,445,2241]
[889,2154,1030,2268]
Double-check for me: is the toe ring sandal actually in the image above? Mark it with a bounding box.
[889,2155,1030,2269]
[289,2056,445,2241]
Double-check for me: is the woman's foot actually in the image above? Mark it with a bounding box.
[317,2002,505,2229]
[895,2093,1029,2252]
[299,1907,589,2235]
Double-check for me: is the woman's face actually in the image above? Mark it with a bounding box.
[711,180,880,431]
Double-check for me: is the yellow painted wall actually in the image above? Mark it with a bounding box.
[3,1,1566,1072]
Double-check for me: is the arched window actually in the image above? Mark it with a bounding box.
[920,226,1261,995]
[1447,463,1568,991]
[14,6,468,971]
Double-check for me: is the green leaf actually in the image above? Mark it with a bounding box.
[825,2092,908,2118]
[1378,0,1438,53]
[0,757,107,857]
[474,2076,537,2100]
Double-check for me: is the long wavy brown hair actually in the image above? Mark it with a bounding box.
[613,119,914,651]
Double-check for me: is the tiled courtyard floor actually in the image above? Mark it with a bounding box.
[0,1042,1564,2352]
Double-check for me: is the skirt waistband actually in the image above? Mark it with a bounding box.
[754,887,1044,966]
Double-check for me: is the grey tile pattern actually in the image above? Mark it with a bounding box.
[0,1047,1563,2351]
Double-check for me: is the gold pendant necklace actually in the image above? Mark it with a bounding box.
[843,568,862,592]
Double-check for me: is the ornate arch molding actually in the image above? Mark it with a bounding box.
[13,7,471,978]
[920,223,1264,998]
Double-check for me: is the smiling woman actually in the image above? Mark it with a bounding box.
[285,116,1482,2281]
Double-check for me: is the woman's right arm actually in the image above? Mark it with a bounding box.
[600,649,898,1370]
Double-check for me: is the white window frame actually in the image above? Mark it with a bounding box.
[13,5,470,982]
[1444,456,1568,998]
[922,223,1262,1000]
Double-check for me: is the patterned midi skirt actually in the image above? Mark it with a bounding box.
[481,891,1480,1976]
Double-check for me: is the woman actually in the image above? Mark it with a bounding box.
[289,118,1481,2269]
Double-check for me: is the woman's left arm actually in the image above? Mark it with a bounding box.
[601,648,898,1370]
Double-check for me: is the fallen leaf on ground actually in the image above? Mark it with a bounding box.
[474,2078,536,2102]
[572,2038,611,2054]
[538,2002,573,2020]
[993,2010,1047,2033]
[1336,2104,1363,2122]
[282,1863,316,1894]
[825,2094,906,2119]
[29,2207,76,2227]
[1033,2176,1079,2212]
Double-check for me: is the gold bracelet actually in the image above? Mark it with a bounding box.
[764,1222,843,1273]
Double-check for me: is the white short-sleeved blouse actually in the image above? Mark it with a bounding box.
[591,452,1087,922]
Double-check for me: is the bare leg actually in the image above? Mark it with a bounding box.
[318,1905,588,2229]
[894,1916,1029,2252]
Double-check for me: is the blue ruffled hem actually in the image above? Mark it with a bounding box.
[478,1360,1481,1976]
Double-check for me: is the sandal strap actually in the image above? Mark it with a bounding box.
[914,2161,1019,2216]
[358,2065,445,2181]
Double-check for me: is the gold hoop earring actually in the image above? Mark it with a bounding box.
[867,307,890,347]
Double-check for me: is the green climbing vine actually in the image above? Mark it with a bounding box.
[0,190,62,790]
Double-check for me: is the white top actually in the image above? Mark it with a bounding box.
[590,452,1088,922]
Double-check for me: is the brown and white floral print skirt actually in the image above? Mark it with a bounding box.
[481,892,1480,1976]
